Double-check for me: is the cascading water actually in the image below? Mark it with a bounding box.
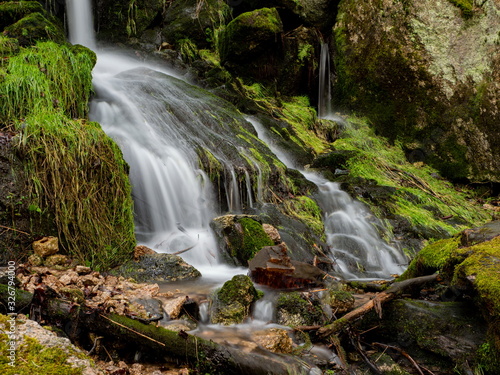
[65,0,96,50]
[318,42,332,119]
[247,117,407,279]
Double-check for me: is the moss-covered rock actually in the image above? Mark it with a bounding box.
[95,0,166,41]
[4,12,65,47]
[211,215,275,266]
[333,0,500,182]
[0,1,44,30]
[400,222,500,368]
[0,284,32,314]
[219,7,283,81]
[276,291,325,327]
[373,299,489,374]
[161,0,230,49]
[210,274,261,325]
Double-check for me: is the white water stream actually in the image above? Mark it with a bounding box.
[247,117,407,279]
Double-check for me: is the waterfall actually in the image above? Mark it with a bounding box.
[65,0,96,50]
[318,42,332,118]
[247,117,407,279]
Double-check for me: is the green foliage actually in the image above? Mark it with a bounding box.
[333,117,489,237]
[0,41,95,124]
[15,110,136,270]
[0,334,85,375]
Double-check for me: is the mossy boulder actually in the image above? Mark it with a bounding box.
[0,284,32,314]
[95,0,166,41]
[373,300,489,373]
[210,274,261,325]
[4,12,65,46]
[0,1,44,30]
[210,215,275,266]
[333,0,500,182]
[113,253,201,283]
[161,0,230,49]
[400,222,500,367]
[219,7,283,81]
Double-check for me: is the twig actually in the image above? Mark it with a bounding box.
[351,330,381,375]
[172,244,196,255]
[373,342,425,375]
[99,314,166,347]
[0,224,30,236]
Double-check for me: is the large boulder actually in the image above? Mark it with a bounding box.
[219,7,284,82]
[400,222,500,370]
[333,0,500,182]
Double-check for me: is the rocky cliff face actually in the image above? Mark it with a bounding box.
[333,0,500,182]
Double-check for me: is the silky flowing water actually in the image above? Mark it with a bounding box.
[65,0,406,365]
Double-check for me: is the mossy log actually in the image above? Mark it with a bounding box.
[318,274,439,338]
[33,291,314,375]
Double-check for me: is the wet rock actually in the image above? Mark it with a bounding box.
[132,298,164,321]
[211,215,275,266]
[276,291,325,327]
[334,0,500,182]
[210,274,261,325]
[249,243,325,289]
[376,300,488,372]
[113,253,201,283]
[253,328,293,354]
[160,295,189,319]
[460,220,500,247]
[323,289,355,316]
[32,236,59,257]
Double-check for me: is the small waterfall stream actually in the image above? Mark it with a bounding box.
[318,42,332,119]
[247,117,407,279]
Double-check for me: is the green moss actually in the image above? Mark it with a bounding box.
[0,41,95,123]
[282,196,325,239]
[0,36,19,58]
[400,236,461,280]
[0,334,84,374]
[15,110,136,271]
[0,1,44,29]
[4,12,65,47]
[276,292,324,327]
[333,117,489,238]
[238,217,275,262]
[212,275,260,325]
[453,236,500,317]
[448,0,474,18]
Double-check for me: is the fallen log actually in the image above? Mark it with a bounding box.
[318,274,439,338]
[32,288,317,375]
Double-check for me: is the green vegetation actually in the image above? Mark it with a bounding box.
[16,110,136,270]
[282,196,325,239]
[211,274,260,325]
[0,41,135,270]
[448,0,474,18]
[0,41,95,122]
[333,117,489,237]
[276,292,324,327]
[237,217,275,262]
[0,325,88,375]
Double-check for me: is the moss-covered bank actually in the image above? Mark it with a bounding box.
[0,40,135,269]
